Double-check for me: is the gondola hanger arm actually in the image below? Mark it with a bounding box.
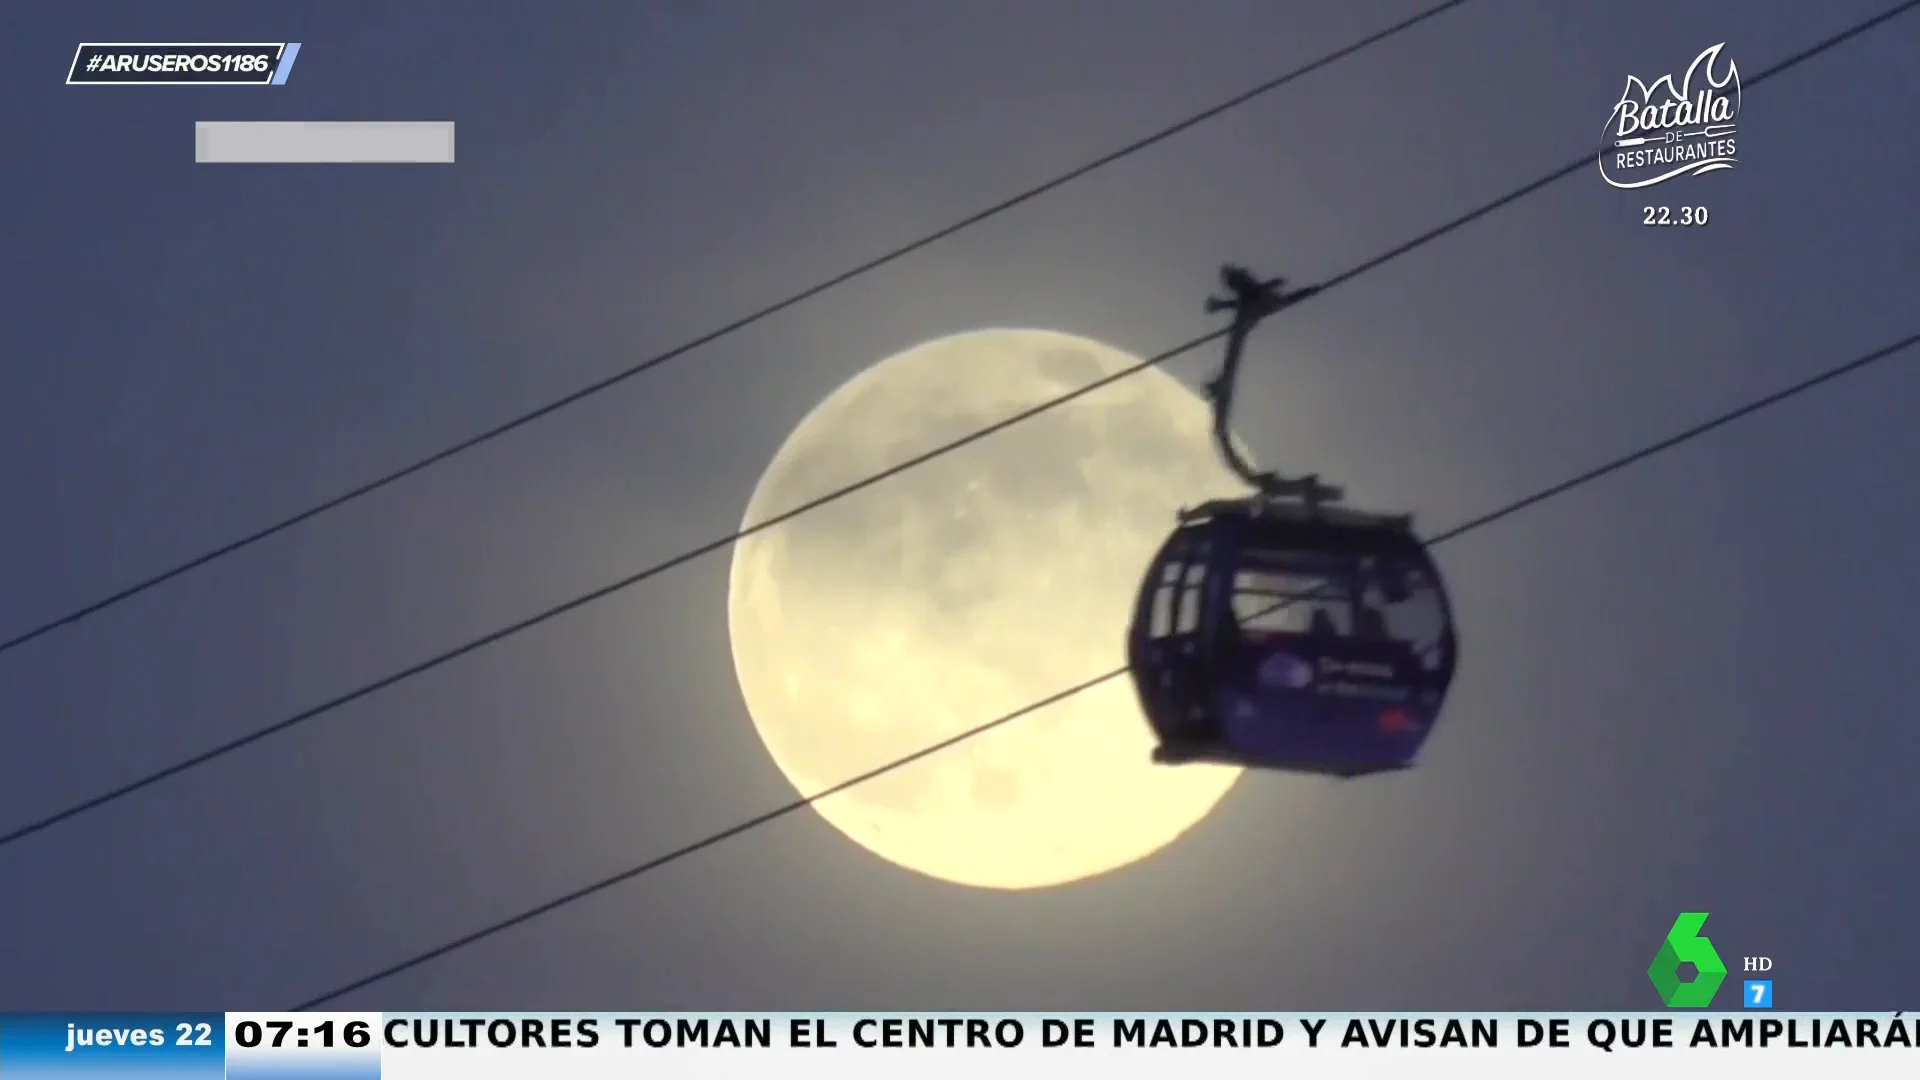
[1202,264,1340,506]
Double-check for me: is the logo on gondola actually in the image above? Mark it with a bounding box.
[1258,652,1315,690]
[1598,43,1740,189]
[1377,708,1419,733]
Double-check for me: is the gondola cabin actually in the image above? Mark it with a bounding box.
[1127,497,1457,777]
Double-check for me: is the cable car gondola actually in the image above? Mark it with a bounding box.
[1127,266,1458,778]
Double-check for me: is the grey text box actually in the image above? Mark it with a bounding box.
[195,121,455,164]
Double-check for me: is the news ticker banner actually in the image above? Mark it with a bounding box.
[1,1013,1914,1080]
[67,43,302,86]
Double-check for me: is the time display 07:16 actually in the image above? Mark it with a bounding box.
[233,1019,373,1049]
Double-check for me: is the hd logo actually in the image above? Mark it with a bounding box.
[1647,912,1728,1007]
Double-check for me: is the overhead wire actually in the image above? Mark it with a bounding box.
[0,0,1912,854]
[0,0,1473,659]
[292,326,1920,1010]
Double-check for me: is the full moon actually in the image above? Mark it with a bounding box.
[727,328,1253,890]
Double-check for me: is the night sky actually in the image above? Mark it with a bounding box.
[3,1,1915,1011]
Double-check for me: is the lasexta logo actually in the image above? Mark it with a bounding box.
[1648,912,1728,1007]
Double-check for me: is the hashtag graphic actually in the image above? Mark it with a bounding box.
[71,42,296,85]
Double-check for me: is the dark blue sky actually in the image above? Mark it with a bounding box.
[2,1,1914,1011]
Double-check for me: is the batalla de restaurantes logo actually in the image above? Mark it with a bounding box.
[1598,43,1741,190]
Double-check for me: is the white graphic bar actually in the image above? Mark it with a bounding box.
[194,121,454,164]
[202,1012,1920,1080]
